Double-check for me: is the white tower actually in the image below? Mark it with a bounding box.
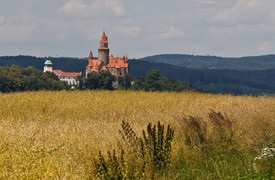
[44,60,53,72]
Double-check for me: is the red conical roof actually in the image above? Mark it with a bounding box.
[100,31,108,43]
[88,50,93,59]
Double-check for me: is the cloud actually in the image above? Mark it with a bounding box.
[215,0,273,24]
[157,26,185,39]
[105,0,126,16]
[0,15,6,25]
[58,0,126,17]
[58,0,87,15]
[115,26,141,37]
[192,0,215,5]
[258,41,272,53]
[0,0,274,57]
[0,14,36,42]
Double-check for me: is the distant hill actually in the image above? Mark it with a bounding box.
[140,54,275,71]
[0,55,87,75]
[1,55,275,95]
[129,60,275,95]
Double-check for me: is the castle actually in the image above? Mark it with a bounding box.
[85,31,129,78]
[44,60,81,85]
[43,31,127,85]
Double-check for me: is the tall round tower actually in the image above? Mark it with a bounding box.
[98,31,109,65]
[44,60,53,72]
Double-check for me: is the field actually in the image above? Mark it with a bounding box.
[0,91,274,179]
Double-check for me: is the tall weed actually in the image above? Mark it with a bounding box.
[95,121,174,179]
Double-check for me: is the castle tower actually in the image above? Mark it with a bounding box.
[88,50,93,63]
[44,60,53,72]
[98,31,109,65]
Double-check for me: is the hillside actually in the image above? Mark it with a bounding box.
[0,55,87,75]
[130,60,275,95]
[140,54,275,70]
[1,55,275,95]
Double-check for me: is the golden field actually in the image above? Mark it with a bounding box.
[0,90,274,179]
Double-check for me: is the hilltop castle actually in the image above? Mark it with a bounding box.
[43,31,127,86]
[85,31,129,78]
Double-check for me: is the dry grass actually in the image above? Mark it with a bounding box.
[0,90,274,179]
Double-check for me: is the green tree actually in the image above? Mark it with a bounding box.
[117,74,132,90]
[143,69,162,91]
[85,71,115,90]
[131,77,145,90]
[131,69,197,92]
[0,65,66,93]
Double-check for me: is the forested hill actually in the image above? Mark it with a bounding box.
[0,55,87,75]
[140,54,275,71]
[1,55,275,95]
[130,60,275,95]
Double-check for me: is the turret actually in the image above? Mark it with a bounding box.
[88,50,93,63]
[44,60,53,72]
[98,31,109,65]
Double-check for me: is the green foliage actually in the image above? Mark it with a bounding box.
[2,55,275,95]
[0,65,66,93]
[132,69,197,92]
[117,74,132,90]
[130,60,275,95]
[84,71,115,90]
[95,121,175,179]
[0,55,87,75]
[95,150,125,180]
[143,69,162,91]
[142,121,175,171]
[176,111,274,179]
[141,54,275,70]
[253,147,275,178]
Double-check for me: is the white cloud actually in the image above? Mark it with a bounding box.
[58,0,126,17]
[157,26,185,39]
[58,0,87,15]
[0,0,274,57]
[0,14,37,41]
[105,0,126,16]
[215,0,272,24]
[0,15,6,25]
[258,41,271,53]
[115,26,141,37]
[192,0,215,5]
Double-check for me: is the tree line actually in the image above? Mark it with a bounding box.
[1,55,275,95]
[81,69,197,92]
[0,65,197,93]
[130,60,275,95]
[0,65,66,93]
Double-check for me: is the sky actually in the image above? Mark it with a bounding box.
[0,0,275,58]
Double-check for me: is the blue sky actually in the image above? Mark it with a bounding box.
[0,0,274,58]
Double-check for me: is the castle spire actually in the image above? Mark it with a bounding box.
[100,31,108,43]
[88,50,93,59]
[88,50,93,63]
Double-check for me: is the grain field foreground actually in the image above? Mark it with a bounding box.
[0,91,274,179]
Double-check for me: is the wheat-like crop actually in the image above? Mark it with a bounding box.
[0,90,274,179]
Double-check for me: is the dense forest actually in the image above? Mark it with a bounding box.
[140,54,275,70]
[0,55,274,95]
[130,60,275,95]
